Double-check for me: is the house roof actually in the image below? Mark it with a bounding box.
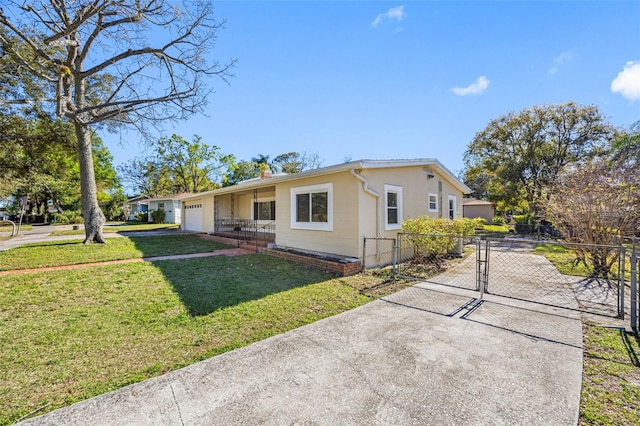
[462,198,496,206]
[127,195,151,203]
[181,158,471,200]
[147,192,192,202]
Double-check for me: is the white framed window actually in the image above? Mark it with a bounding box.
[428,193,438,212]
[157,202,165,211]
[384,184,403,230]
[253,198,276,221]
[448,195,457,219]
[290,183,333,231]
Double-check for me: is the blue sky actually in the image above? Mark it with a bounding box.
[103,1,640,182]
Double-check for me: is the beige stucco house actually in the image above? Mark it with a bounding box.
[180,159,471,260]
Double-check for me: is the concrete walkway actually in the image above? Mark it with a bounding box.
[19,282,583,425]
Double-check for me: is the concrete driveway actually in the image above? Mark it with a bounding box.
[19,282,583,425]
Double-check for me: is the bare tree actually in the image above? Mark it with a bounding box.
[545,158,639,277]
[0,1,235,243]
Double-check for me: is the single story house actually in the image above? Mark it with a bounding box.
[126,195,150,221]
[462,198,496,223]
[147,193,190,224]
[180,159,471,261]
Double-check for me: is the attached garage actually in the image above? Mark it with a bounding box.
[183,200,204,232]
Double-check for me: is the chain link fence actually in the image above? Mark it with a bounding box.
[479,239,626,318]
[396,233,478,290]
[364,233,635,326]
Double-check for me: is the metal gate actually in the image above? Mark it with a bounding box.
[392,234,626,319]
[479,239,625,319]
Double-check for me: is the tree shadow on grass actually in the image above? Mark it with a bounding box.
[151,253,334,316]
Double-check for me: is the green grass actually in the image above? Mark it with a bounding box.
[0,255,372,424]
[482,224,510,233]
[49,222,179,236]
[0,223,32,231]
[0,234,232,271]
[580,323,640,425]
[534,243,632,280]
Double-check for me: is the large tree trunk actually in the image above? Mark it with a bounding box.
[75,124,106,244]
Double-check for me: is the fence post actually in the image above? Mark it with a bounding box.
[619,247,626,320]
[392,238,397,281]
[362,237,367,271]
[631,251,637,332]
[475,238,481,292]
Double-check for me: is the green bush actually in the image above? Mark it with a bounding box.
[513,214,536,225]
[50,210,83,225]
[135,212,148,222]
[149,209,165,224]
[401,216,480,260]
[492,216,506,225]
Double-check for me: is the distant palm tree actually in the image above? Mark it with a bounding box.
[251,154,278,172]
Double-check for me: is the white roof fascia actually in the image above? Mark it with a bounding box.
[180,158,470,200]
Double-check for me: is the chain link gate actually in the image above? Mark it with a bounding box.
[390,234,626,319]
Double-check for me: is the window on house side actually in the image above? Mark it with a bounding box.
[384,184,403,230]
[448,195,457,219]
[428,194,438,212]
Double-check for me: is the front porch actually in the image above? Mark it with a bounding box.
[213,218,276,246]
[210,186,277,246]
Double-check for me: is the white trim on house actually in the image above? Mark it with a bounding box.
[448,195,457,219]
[290,183,333,231]
[180,159,471,201]
[428,193,438,212]
[252,197,276,222]
[384,184,403,230]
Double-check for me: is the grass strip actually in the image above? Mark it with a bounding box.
[579,323,640,425]
[0,234,231,271]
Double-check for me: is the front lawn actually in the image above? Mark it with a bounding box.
[0,255,372,424]
[49,222,179,236]
[0,234,231,271]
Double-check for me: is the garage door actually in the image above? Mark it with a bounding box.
[184,201,203,232]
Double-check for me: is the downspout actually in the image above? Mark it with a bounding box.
[350,168,381,236]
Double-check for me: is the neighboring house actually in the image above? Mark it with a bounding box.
[126,195,150,221]
[147,193,190,224]
[462,198,496,223]
[180,159,471,261]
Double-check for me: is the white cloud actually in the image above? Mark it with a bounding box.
[611,61,640,101]
[451,76,490,96]
[372,5,405,28]
[548,51,573,75]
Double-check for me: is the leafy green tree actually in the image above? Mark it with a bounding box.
[273,151,323,174]
[119,134,233,195]
[463,102,614,216]
[157,134,234,193]
[0,113,119,219]
[223,160,261,187]
[117,158,173,198]
[0,1,234,243]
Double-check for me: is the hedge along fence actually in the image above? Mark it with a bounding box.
[400,216,482,261]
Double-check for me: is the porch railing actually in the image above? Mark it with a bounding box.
[214,219,275,246]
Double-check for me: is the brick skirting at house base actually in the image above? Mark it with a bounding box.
[196,233,362,276]
[261,248,362,277]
